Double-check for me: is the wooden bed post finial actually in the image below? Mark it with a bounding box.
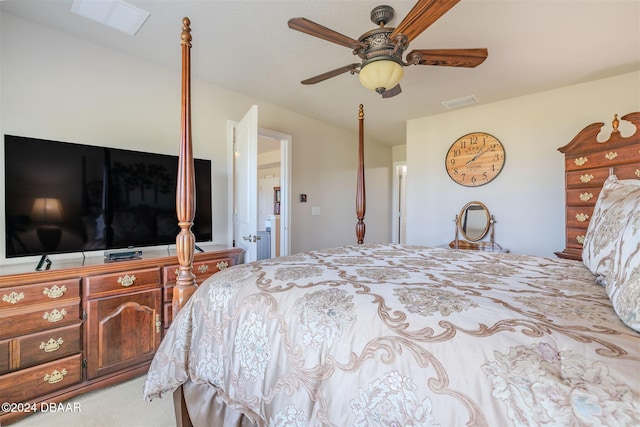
[181,17,192,46]
[174,16,197,316]
[356,104,366,244]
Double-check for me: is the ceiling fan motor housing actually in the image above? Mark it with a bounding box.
[358,27,405,64]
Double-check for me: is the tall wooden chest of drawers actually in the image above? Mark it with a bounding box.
[556,112,640,261]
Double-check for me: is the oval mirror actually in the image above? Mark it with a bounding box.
[458,201,490,242]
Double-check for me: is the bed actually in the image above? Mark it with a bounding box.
[143,18,640,427]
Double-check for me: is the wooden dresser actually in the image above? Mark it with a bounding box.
[0,246,242,425]
[556,112,640,261]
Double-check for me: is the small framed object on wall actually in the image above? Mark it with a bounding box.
[445,132,505,187]
[274,187,281,214]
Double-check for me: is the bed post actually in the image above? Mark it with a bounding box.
[173,17,197,316]
[356,104,366,244]
[173,17,196,427]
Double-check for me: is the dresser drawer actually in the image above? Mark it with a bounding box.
[85,267,161,298]
[14,323,82,371]
[567,228,587,250]
[1,279,80,310]
[0,354,82,406]
[163,258,232,285]
[614,163,640,180]
[566,206,594,229]
[163,257,232,300]
[566,188,599,206]
[566,144,640,171]
[0,299,81,339]
[566,168,610,189]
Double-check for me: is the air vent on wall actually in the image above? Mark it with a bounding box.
[71,0,150,36]
[442,95,479,110]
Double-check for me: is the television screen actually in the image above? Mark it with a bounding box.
[4,135,212,258]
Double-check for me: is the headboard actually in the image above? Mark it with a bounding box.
[556,112,640,261]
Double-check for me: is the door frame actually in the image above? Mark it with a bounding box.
[227,121,291,257]
[391,161,407,244]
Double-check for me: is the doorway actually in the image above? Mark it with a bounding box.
[255,129,290,259]
[227,111,291,262]
[391,162,407,244]
[256,134,283,260]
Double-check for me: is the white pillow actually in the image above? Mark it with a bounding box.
[604,191,640,332]
[582,175,640,332]
[582,175,640,279]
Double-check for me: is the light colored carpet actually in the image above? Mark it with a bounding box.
[7,375,175,427]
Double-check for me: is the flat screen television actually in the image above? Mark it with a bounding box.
[4,135,212,258]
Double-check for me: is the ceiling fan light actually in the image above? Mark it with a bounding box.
[359,58,404,93]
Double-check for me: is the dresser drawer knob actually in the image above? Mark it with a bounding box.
[579,192,593,202]
[43,309,67,323]
[604,151,618,160]
[577,235,585,244]
[40,338,64,353]
[117,275,136,287]
[574,157,588,166]
[2,291,25,304]
[579,173,593,183]
[43,368,68,384]
[216,261,228,270]
[43,285,67,299]
[198,264,210,274]
[576,213,590,222]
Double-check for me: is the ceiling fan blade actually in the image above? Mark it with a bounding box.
[381,84,402,98]
[391,0,461,42]
[301,63,361,85]
[407,48,488,67]
[288,18,366,50]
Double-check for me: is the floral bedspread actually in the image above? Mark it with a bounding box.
[143,244,640,426]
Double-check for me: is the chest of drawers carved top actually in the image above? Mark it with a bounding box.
[556,112,640,261]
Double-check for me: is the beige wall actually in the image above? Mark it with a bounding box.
[392,145,406,163]
[406,71,640,257]
[0,12,392,263]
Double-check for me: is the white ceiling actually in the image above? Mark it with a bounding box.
[1,0,639,146]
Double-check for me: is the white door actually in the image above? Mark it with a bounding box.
[235,105,259,262]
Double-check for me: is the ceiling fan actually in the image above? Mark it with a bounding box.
[288,0,488,98]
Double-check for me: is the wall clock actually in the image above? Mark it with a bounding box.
[445,132,505,187]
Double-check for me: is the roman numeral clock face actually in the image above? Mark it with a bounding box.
[445,132,505,187]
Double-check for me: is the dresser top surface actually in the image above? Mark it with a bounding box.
[0,246,242,285]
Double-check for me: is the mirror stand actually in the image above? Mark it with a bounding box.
[449,202,506,252]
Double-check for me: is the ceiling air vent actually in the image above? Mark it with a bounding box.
[71,0,150,36]
[442,95,479,110]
